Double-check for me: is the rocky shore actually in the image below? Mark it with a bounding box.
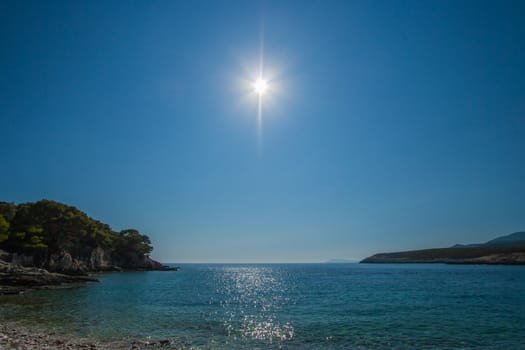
[0,323,185,349]
[0,257,178,295]
[0,259,182,348]
[0,259,98,295]
[0,246,179,295]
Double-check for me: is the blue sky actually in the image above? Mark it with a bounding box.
[1,0,524,262]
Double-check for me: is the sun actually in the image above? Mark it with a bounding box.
[253,78,268,95]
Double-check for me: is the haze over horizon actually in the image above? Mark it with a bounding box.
[1,1,524,263]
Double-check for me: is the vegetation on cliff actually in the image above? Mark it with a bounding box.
[0,200,154,270]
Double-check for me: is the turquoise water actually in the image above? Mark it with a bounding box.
[1,263,524,349]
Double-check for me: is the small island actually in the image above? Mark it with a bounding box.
[361,232,525,265]
[0,199,177,294]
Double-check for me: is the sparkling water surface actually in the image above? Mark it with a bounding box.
[1,263,524,349]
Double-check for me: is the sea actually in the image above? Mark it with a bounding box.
[1,263,524,349]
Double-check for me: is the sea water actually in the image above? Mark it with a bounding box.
[1,263,524,349]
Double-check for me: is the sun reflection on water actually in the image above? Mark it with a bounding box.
[213,266,295,343]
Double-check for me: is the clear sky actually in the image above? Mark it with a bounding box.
[1,0,524,262]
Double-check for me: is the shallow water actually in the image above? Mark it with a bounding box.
[1,263,524,349]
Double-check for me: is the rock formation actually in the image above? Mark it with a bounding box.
[0,257,98,295]
[4,248,177,275]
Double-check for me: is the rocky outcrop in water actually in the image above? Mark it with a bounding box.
[0,258,98,294]
[0,247,177,294]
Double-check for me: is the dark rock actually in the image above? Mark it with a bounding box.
[48,252,88,275]
[0,259,98,294]
[0,285,24,294]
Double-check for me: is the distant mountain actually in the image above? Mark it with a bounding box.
[452,231,525,248]
[485,231,525,246]
[361,232,525,265]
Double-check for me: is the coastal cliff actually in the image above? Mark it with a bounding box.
[0,200,174,273]
[1,247,175,295]
[0,199,177,293]
[361,232,525,265]
[6,247,173,275]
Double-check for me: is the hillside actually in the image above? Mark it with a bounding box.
[361,232,525,264]
[0,199,174,274]
[484,231,525,246]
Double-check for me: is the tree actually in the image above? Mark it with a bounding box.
[0,202,16,221]
[0,199,156,266]
[116,229,153,255]
[0,215,9,243]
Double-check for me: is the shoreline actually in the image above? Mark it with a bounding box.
[0,257,179,296]
[0,322,184,349]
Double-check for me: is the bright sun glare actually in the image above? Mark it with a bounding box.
[254,78,268,95]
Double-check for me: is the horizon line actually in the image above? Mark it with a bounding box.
[162,260,361,264]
